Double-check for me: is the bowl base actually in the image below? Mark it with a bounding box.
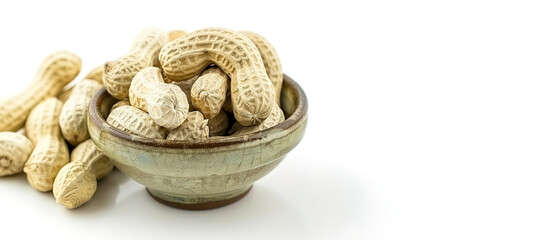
[147,186,252,210]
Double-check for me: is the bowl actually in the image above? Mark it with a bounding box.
[88,75,308,210]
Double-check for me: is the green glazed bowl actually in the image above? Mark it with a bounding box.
[88,75,307,210]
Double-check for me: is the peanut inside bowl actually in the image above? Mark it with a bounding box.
[88,74,307,210]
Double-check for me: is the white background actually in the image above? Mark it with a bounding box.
[1,0,552,239]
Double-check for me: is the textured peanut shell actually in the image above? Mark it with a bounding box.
[104,28,167,100]
[24,98,69,192]
[159,27,275,126]
[207,111,229,137]
[240,31,283,106]
[0,132,34,176]
[110,100,130,113]
[59,80,103,146]
[168,30,187,42]
[191,67,229,119]
[233,102,285,136]
[53,139,113,209]
[106,106,167,139]
[71,139,113,180]
[0,51,81,132]
[129,67,188,130]
[53,161,96,209]
[167,111,209,141]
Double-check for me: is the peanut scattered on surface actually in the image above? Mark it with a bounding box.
[191,67,229,119]
[104,27,167,100]
[159,27,275,126]
[129,67,188,130]
[53,139,113,209]
[59,79,103,146]
[107,105,167,139]
[167,111,209,141]
[0,132,34,176]
[0,51,81,132]
[24,98,69,192]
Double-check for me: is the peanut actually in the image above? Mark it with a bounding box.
[24,98,69,192]
[207,111,229,137]
[240,31,283,106]
[59,79,103,146]
[167,111,209,141]
[191,67,229,119]
[107,105,167,139]
[53,162,96,209]
[0,132,34,176]
[129,67,188,130]
[110,100,130,113]
[53,139,113,209]
[232,102,284,136]
[158,27,275,126]
[168,30,187,42]
[71,139,113,180]
[0,51,81,132]
[103,28,167,100]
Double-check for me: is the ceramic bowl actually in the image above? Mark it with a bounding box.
[88,75,307,210]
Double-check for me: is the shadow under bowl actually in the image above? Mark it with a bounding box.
[88,75,308,210]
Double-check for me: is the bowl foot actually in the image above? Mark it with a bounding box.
[147,185,252,210]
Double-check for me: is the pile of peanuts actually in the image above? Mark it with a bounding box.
[0,27,284,209]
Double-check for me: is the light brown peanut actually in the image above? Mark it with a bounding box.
[107,105,167,139]
[167,111,209,141]
[104,28,167,100]
[159,27,275,126]
[233,102,285,136]
[59,79,103,146]
[207,111,229,137]
[53,139,113,209]
[129,67,188,130]
[191,67,229,119]
[110,100,130,113]
[0,51,81,132]
[0,132,34,176]
[240,31,283,106]
[168,30,187,42]
[24,98,69,192]
[53,162,96,209]
[71,140,113,180]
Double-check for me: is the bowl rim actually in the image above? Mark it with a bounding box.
[89,74,308,148]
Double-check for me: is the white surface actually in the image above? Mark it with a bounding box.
[1,0,553,239]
